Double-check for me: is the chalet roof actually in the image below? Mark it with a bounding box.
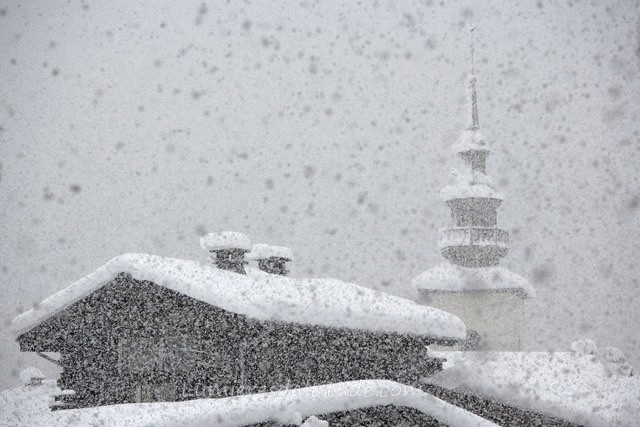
[412,262,535,297]
[11,254,466,339]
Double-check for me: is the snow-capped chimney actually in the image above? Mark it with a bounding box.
[199,231,251,274]
[247,244,293,276]
[19,367,44,387]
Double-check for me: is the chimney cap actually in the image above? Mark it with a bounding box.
[19,367,44,385]
[247,243,294,261]
[200,231,251,251]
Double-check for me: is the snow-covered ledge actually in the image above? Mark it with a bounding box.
[0,379,499,427]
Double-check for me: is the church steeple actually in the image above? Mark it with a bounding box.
[413,27,533,351]
[468,24,479,132]
[439,27,509,268]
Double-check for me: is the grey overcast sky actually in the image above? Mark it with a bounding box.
[0,0,639,388]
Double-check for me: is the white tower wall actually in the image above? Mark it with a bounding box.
[420,290,524,351]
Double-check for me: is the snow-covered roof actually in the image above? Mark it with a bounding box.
[0,379,498,427]
[440,183,503,202]
[423,351,640,427]
[199,231,252,251]
[11,254,466,339]
[440,166,503,202]
[412,262,535,297]
[451,129,490,153]
[247,243,294,261]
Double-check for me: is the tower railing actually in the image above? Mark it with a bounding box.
[439,226,509,249]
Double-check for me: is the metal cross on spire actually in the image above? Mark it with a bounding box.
[468,24,480,131]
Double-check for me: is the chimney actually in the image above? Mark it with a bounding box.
[199,231,251,274]
[247,244,293,276]
[19,367,45,387]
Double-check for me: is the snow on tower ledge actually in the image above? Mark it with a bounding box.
[199,231,252,251]
[439,146,504,202]
[451,129,490,154]
[11,253,466,340]
[412,262,535,298]
[440,183,503,202]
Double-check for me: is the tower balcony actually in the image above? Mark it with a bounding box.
[439,226,509,268]
[440,226,509,248]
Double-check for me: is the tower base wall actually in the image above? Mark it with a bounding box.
[419,290,524,351]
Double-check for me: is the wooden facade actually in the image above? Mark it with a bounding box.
[17,272,452,409]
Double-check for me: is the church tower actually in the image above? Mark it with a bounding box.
[439,27,509,268]
[413,27,534,351]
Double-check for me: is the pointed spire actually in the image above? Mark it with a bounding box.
[468,24,480,131]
